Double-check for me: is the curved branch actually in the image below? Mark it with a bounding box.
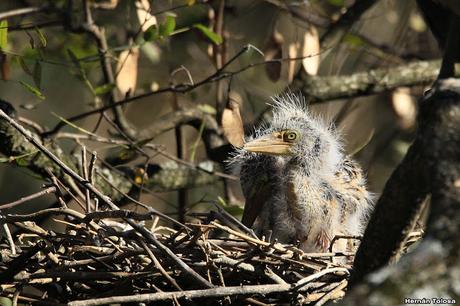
[350,78,460,287]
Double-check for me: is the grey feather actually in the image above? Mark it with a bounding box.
[230,93,374,254]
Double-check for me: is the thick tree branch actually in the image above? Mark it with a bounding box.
[38,58,458,168]
[45,58,452,141]
[349,122,429,286]
[294,60,460,103]
[0,101,221,196]
[350,79,460,288]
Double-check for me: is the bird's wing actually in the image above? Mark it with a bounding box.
[239,155,277,227]
[332,157,373,224]
[241,172,274,227]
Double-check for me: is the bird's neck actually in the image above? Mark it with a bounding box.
[286,150,342,178]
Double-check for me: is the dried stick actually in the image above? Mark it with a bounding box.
[80,0,136,138]
[320,0,377,47]
[314,279,347,306]
[2,224,16,255]
[293,268,349,291]
[139,240,182,291]
[0,108,214,289]
[81,146,92,212]
[0,6,45,20]
[0,186,56,210]
[68,282,322,306]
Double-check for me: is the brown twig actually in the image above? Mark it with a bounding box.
[80,0,136,138]
[0,6,46,20]
[0,186,56,210]
[2,224,16,255]
[68,282,327,306]
[81,146,92,212]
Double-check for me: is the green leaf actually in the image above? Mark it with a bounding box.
[15,156,30,166]
[34,26,47,48]
[67,49,96,94]
[216,196,244,216]
[25,30,35,49]
[144,25,159,42]
[94,83,115,95]
[159,15,176,37]
[0,151,39,164]
[197,104,216,115]
[118,148,137,162]
[0,20,8,50]
[193,24,222,45]
[328,0,345,6]
[51,112,100,137]
[343,33,364,47]
[0,296,13,306]
[33,60,42,89]
[223,205,244,216]
[16,56,32,75]
[19,80,45,100]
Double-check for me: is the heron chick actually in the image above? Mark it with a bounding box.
[231,94,373,253]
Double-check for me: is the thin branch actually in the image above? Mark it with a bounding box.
[0,186,56,210]
[263,0,331,28]
[0,107,214,289]
[41,45,311,137]
[314,279,347,306]
[81,146,92,212]
[0,6,46,20]
[139,240,182,291]
[2,224,16,255]
[80,0,136,137]
[45,55,451,140]
[1,208,87,224]
[320,0,377,47]
[94,170,189,230]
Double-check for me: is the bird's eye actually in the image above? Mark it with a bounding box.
[283,130,299,142]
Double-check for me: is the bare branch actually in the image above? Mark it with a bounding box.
[68,268,347,306]
[0,186,56,210]
[350,79,460,286]
[0,6,46,20]
[320,0,377,47]
[294,60,459,103]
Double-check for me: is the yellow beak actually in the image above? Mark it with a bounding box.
[243,133,293,155]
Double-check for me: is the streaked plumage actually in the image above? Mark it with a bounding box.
[231,94,373,253]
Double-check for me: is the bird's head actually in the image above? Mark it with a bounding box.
[243,94,343,171]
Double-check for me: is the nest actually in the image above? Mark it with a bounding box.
[0,205,370,306]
